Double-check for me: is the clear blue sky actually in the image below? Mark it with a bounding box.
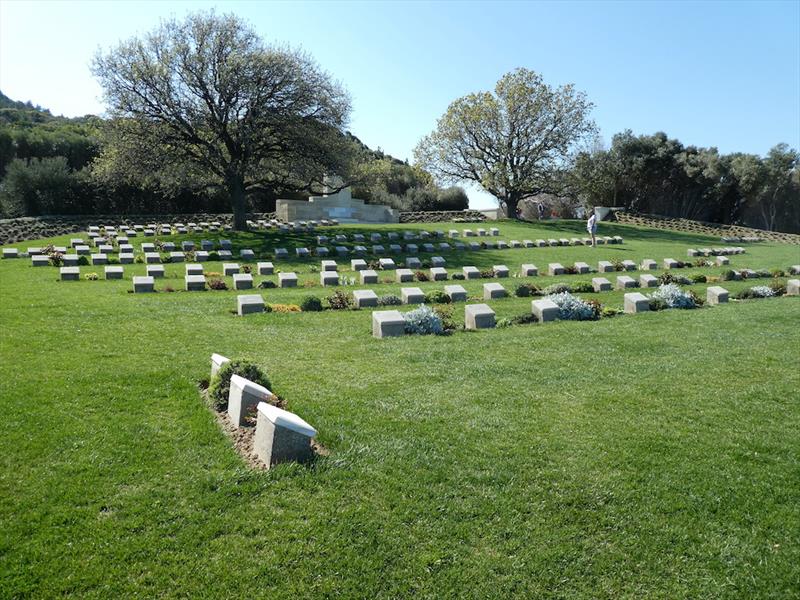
[1,0,798,208]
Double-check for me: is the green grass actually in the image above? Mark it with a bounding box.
[1,219,799,598]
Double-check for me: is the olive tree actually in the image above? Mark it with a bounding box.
[414,68,596,218]
[92,11,352,229]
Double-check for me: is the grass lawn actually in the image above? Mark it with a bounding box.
[1,219,799,598]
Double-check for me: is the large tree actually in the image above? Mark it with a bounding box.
[414,68,596,218]
[92,11,353,229]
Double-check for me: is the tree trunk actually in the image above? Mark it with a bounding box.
[228,173,247,230]
[503,196,520,219]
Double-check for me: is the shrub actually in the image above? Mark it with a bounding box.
[451,273,465,280]
[77,255,90,266]
[564,264,578,275]
[300,295,323,312]
[611,259,625,272]
[84,272,99,280]
[571,282,594,293]
[258,280,276,289]
[720,269,737,281]
[134,255,144,264]
[545,291,598,321]
[515,283,533,297]
[433,305,457,332]
[480,269,495,279]
[208,251,220,261]
[208,278,228,290]
[309,265,319,273]
[658,272,678,285]
[242,265,252,274]
[326,290,352,310]
[378,294,402,306]
[49,253,64,267]
[163,285,176,293]
[648,283,696,309]
[415,270,429,282]
[690,273,707,283]
[542,283,571,295]
[208,360,272,411]
[737,285,776,299]
[424,290,451,304]
[769,282,786,296]
[648,298,668,311]
[694,259,713,268]
[403,304,443,335]
[268,304,299,312]
[771,269,786,278]
[496,313,538,328]
[585,299,603,319]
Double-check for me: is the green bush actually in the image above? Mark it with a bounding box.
[326,290,352,310]
[208,360,272,411]
[378,294,402,306]
[571,282,594,293]
[720,269,737,281]
[77,255,89,266]
[300,295,323,312]
[690,273,707,283]
[424,290,451,304]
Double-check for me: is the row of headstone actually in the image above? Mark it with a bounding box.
[247,218,338,230]
[687,247,745,257]
[210,354,317,469]
[371,281,800,338]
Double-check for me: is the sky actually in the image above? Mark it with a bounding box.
[1,0,798,209]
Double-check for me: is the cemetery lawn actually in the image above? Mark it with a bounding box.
[1,220,799,598]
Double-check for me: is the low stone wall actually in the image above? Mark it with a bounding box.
[399,210,487,223]
[0,213,277,245]
[615,211,800,245]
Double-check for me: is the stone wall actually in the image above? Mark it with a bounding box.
[615,211,800,245]
[399,210,487,223]
[0,213,276,245]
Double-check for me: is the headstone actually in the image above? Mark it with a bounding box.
[257,262,274,275]
[182,241,195,251]
[463,229,474,237]
[595,261,615,274]
[278,272,298,287]
[170,252,185,263]
[624,292,649,314]
[219,240,232,250]
[350,259,367,271]
[60,267,80,281]
[574,262,590,274]
[146,265,164,278]
[372,310,406,338]
[91,253,108,265]
[532,299,559,322]
[493,265,509,278]
[335,246,349,256]
[296,247,310,258]
[62,254,79,266]
[372,245,385,254]
[663,258,679,269]
[786,279,800,296]
[483,283,506,299]
[31,255,49,267]
[2,248,19,259]
[468,242,481,251]
[464,303,496,329]
[241,249,255,260]
[236,294,264,315]
[463,266,480,280]
[228,374,270,426]
[622,260,636,271]
[195,251,209,262]
[119,253,134,264]
[360,269,379,284]
[520,264,538,277]
[104,266,123,279]
[145,252,161,264]
[321,260,338,272]
[706,286,729,305]
[353,289,379,308]
[405,257,422,269]
[133,276,155,293]
[274,248,288,259]
[687,249,699,257]
[444,284,467,302]
[379,258,396,270]
[592,277,611,292]
[75,245,90,256]
[185,263,204,276]
[490,228,500,236]
[616,275,637,289]
[320,271,339,286]
[639,274,659,288]
[548,263,565,276]
[431,256,446,268]
[449,230,459,238]
[716,256,730,266]
[477,228,487,236]
[640,259,657,270]
[523,240,534,248]
[430,267,448,281]
[406,244,418,254]
[389,244,402,253]
[422,243,435,253]
[401,287,425,304]
[233,273,254,290]
[535,239,547,247]
[395,268,414,283]
[185,275,206,291]
[223,263,240,276]
[201,240,214,251]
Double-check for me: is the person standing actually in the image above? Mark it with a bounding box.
[587,208,598,247]
[537,202,545,220]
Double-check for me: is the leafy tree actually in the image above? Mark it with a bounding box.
[92,11,353,229]
[0,157,82,216]
[414,68,596,218]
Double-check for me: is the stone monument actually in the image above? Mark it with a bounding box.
[276,178,399,224]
